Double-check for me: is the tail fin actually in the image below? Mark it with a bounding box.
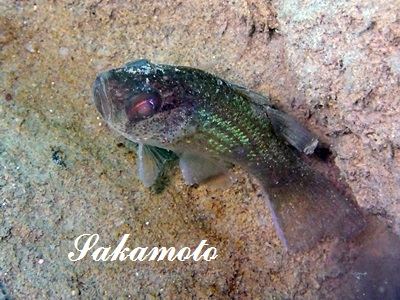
[262,163,366,252]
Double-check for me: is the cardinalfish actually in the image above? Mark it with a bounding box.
[92,59,365,252]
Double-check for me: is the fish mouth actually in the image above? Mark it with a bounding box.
[93,72,112,121]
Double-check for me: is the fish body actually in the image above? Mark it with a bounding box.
[93,59,365,252]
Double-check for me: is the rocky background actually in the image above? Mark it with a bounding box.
[1,0,399,299]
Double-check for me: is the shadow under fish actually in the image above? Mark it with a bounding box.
[318,215,400,299]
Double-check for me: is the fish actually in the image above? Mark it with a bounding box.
[92,59,366,252]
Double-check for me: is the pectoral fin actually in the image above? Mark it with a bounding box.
[179,153,235,189]
[137,144,172,187]
[266,107,318,154]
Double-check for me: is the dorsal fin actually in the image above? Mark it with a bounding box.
[231,84,318,154]
[266,107,318,154]
[231,83,272,106]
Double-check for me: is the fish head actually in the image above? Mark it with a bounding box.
[93,59,197,147]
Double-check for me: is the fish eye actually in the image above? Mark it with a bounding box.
[125,92,162,122]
